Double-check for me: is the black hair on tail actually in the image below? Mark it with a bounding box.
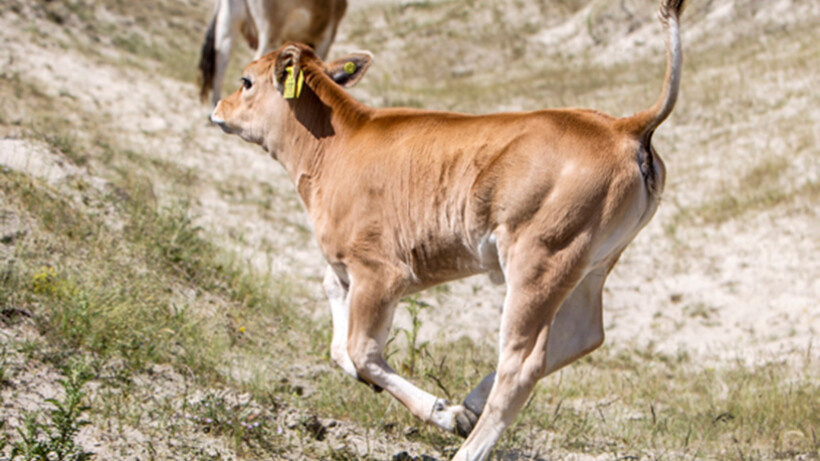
[197,13,217,103]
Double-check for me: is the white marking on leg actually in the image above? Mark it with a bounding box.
[357,359,458,432]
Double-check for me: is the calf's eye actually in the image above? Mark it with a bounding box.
[240,77,252,90]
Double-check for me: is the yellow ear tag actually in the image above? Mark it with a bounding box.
[296,69,304,97]
[283,66,304,99]
[344,61,357,75]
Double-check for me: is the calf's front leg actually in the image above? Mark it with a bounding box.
[340,263,475,433]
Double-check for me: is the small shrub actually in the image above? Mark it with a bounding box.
[9,363,93,461]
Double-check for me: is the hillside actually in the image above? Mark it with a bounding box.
[1,0,818,459]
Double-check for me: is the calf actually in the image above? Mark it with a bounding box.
[210,0,687,458]
[198,0,347,106]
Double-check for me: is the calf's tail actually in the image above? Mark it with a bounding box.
[616,0,687,145]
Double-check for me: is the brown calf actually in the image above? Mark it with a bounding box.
[210,0,687,458]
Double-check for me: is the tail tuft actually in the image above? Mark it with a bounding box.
[659,0,687,23]
[197,14,217,104]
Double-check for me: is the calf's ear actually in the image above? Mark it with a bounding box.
[273,44,302,93]
[324,52,373,88]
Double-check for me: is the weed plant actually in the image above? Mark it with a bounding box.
[8,363,92,461]
[396,296,431,378]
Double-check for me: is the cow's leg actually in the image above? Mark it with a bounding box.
[456,268,607,437]
[452,236,589,461]
[543,267,606,373]
[251,19,271,60]
[343,263,474,433]
[246,0,287,59]
[311,22,337,60]
[211,0,247,106]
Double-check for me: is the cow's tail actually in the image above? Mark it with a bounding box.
[197,3,219,103]
[615,0,687,144]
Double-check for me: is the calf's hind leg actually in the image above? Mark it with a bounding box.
[453,238,589,460]
[456,267,607,437]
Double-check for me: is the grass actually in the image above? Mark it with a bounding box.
[0,164,319,458]
[0,72,316,454]
[667,154,820,228]
[182,391,284,455]
[0,347,8,388]
[515,344,820,459]
[0,168,288,373]
[15,0,207,84]
[305,327,820,459]
[344,0,678,114]
[0,11,314,454]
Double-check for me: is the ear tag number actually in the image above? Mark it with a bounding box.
[283,66,305,99]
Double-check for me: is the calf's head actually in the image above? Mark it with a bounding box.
[209,42,372,154]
